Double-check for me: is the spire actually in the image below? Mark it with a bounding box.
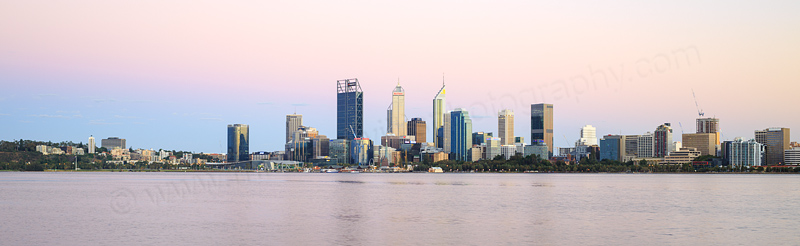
[397,77,400,86]
[442,72,445,86]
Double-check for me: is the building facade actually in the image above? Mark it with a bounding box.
[286,114,303,144]
[388,83,406,136]
[498,109,514,145]
[755,127,790,165]
[432,82,446,148]
[600,135,626,162]
[654,123,673,158]
[337,78,363,140]
[531,103,554,157]
[722,138,764,167]
[697,117,720,145]
[682,133,716,157]
[785,148,800,165]
[443,112,451,153]
[450,109,473,161]
[101,137,126,150]
[578,125,598,146]
[500,145,517,160]
[485,137,502,160]
[407,118,426,144]
[88,136,95,154]
[227,124,249,162]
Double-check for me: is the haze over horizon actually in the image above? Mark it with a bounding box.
[2,0,799,153]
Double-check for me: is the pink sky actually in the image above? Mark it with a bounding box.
[1,0,799,152]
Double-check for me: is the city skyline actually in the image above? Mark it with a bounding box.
[2,1,799,153]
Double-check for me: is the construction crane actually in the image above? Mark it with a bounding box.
[692,89,704,117]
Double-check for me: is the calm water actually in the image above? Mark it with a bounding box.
[1,172,799,245]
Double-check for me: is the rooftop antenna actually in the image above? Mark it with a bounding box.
[442,73,445,86]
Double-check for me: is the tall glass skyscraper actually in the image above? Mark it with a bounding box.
[337,79,363,140]
[530,103,553,157]
[432,82,446,147]
[450,108,472,161]
[227,124,249,162]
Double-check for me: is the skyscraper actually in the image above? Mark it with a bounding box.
[682,133,716,156]
[578,125,597,146]
[654,123,673,157]
[450,108,473,161]
[227,124,249,162]
[443,112,451,153]
[432,82,446,147]
[755,127,790,165]
[722,138,764,168]
[88,135,95,154]
[286,114,302,144]
[388,83,406,136]
[498,109,514,145]
[697,117,720,145]
[337,79,363,140]
[531,103,554,157]
[407,118,426,144]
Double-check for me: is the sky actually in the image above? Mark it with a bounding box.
[1,0,799,153]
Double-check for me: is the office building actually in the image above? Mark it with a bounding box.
[433,82,446,147]
[387,83,407,136]
[654,123,673,157]
[485,137,502,160]
[638,133,654,158]
[469,147,482,162]
[101,137,126,150]
[662,147,701,165]
[337,79,363,140]
[450,108,473,161]
[755,127,790,165]
[407,118,426,144]
[350,138,373,166]
[227,124,249,162]
[697,117,720,145]
[498,109,514,145]
[722,138,764,167]
[88,136,95,154]
[600,135,626,162]
[578,125,598,146]
[472,132,492,146]
[500,145,517,160]
[443,112,451,153]
[531,103,554,157]
[286,114,302,144]
[524,140,549,160]
[515,137,525,144]
[329,139,350,164]
[785,148,800,165]
[624,135,639,157]
[682,133,716,156]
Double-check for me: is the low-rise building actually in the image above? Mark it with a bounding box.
[661,147,701,165]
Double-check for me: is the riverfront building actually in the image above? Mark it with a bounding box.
[337,79,363,140]
[407,118,426,144]
[654,123,673,158]
[286,114,302,143]
[682,133,717,156]
[722,138,764,167]
[88,136,95,154]
[498,109,514,145]
[387,83,406,136]
[227,124,249,162]
[755,127,790,165]
[432,82,446,148]
[450,109,473,161]
[531,103,554,157]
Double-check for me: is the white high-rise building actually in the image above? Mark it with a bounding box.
[498,109,514,145]
[88,135,96,154]
[389,83,406,136]
[577,125,597,146]
[637,133,654,158]
[486,137,502,160]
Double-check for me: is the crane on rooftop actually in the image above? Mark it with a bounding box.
[692,89,704,117]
